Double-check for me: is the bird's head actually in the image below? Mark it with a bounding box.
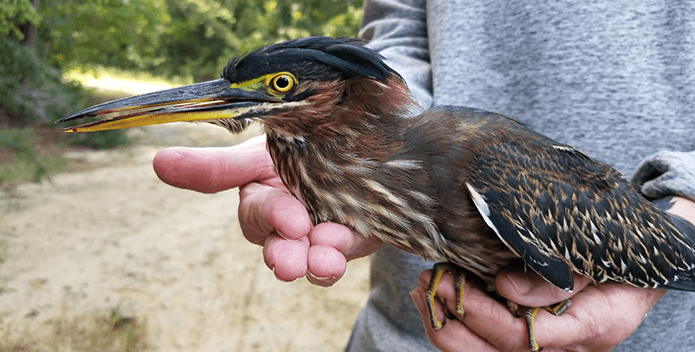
[58,37,415,143]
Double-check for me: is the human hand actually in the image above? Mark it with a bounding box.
[152,135,381,286]
[410,196,695,351]
[411,268,665,351]
[663,195,695,225]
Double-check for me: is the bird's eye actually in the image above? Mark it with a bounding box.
[268,73,296,94]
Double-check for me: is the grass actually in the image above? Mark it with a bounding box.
[0,307,150,352]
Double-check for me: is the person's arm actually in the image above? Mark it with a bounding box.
[360,0,432,108]
[410,151,695,351]
[630,150,695,202]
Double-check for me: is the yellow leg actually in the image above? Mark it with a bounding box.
[425,262,450,330]
[524,307,542,352]
[454,269,466,318]
[426,263,466,330]
[544,299,571,316]
[509,298,571,352]
[506,300,522,318]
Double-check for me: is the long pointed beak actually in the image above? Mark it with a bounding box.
[57,79,266,132]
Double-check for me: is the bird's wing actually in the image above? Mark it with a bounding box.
[466,182,575,291]
[466,140,695,291]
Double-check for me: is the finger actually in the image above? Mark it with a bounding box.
[238,182,312,244]
[308,222,382,260]
[495,268,592,307]
[489,276,648,351]
[431,269,657,351]
[305,223,381,286]
[418,269,533,352]
[410,273,499,352]
[263,234,310,282]
[530,283,661,350]
[306,245,347,287]
[153,136,275,193]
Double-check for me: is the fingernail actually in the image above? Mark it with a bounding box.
[307,271,333,281]
[276,229,303,242]
[307,271,337,286]
[275,230,291,240]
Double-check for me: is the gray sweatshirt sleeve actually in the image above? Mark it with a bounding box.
[630,150,695,243]
[359,0,433,109]
[630,150,695,202]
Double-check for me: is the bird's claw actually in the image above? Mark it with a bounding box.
[507,298,572,352]
[425,263,466,330]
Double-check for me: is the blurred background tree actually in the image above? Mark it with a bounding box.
[0,0,363,184]
[1,0,364,123]
[40,0,363,80]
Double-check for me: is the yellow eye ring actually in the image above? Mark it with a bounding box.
[267,72,296,94]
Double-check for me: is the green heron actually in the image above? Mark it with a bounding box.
[59,36,695,351]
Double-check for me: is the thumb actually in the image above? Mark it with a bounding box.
[495,267,592,307]
[153,136,275,193]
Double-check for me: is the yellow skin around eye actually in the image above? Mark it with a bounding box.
[229,72,297,97]
[230,76,266,90]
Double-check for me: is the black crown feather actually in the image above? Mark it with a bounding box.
[222,37,402,84]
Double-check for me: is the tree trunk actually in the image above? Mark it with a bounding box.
[20,0,40,88]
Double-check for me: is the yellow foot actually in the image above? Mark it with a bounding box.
[507,298,572,352]
[506,300,522,317]
[545,299,572,316]
[425,263,466,330]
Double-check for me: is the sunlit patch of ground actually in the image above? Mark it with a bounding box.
[63,66,192,95]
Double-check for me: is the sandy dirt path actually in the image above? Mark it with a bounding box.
[0,123,370,351]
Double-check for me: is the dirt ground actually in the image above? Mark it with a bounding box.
[0,123,371,351]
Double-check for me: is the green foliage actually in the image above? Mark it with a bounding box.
[0,129,50,184]
[4,0,365,91]
[38,0,364,80]
[0,0,364,154]
[38,0,172,72]
[0,0,41,40]
[161,0,365,79]
[0,23,130,149]
[4,0,365,94]
[0,37,48,121]
[0,38,118,134]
